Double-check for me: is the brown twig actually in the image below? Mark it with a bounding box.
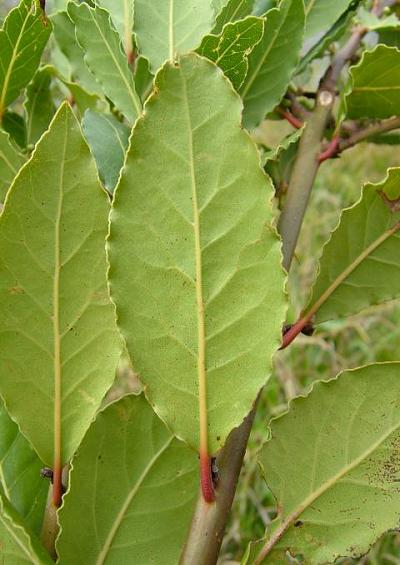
[276,107,304,129]
[340,116,400,151]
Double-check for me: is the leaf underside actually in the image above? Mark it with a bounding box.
[57,394,197,565]
[257,363,400,564]
[0,103,120,466]
[308,167,400,324]
[108,53,286,455]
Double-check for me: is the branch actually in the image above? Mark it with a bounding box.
[340,116,400,151]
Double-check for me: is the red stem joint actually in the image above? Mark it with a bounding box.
[200,454,216,503]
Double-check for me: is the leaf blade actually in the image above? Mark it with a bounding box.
[308,167,400,324]
[0,129,25,202]
[0,0,51,117]
[68,3,141,123]
[0,103,120,473]
[255,362,400,564]
[239,0,305,129]
[108,54,286,455]
[57,395,197,564]
[133,0,214,73]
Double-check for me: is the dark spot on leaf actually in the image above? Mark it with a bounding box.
[294,520,303,528]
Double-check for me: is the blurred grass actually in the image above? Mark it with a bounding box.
[220,141,400,564]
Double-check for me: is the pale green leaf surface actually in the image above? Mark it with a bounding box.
[212,0,229,15]
[82,109,130,193]
[263,126,303,163]
[51,10,103,97]
[308,167,400,323]
[212,0,254,35]
[24,67,55,147]
[108,54,286,454]
[356,7,399,31]
[0,103,121,466]
[297,0,360,75]
[134,0,214,73]
[57,394,197,564]
[304,0,353,38]
[95,0,134,58]
[256,363,400,564]
[0,0,51,116]
[68,3,141,123]
[0,399,47,536]
[0,129,25,202]
[0,490,52,565]
[345,45,400,119]
[197,16,264,90]
[239,0,305,129]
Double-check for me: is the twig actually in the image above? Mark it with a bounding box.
[276,107,304,129]
[340,116,400,151]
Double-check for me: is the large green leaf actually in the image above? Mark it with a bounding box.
[95,0,134,60]
[0,103,120,471]
[133,0,214,73]
[68,3,141,123]
[0,129,25,202]
[239,0,305,129]
[0,399,47,536]
[108,54,286,455]
[0,0,51,118]
[82,109,130,193]
[0,490,52,565]
[211,0,254,35]
[197,16,264,90]
[57,394,197,564]
[304,0,353,38]
[253,362,400,564]
[345,45,400,120]
[306,167,400,324]
[24,66,56,147]
[51,10,104,97]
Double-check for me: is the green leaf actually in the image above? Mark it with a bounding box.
[345,45,400,120]
[24,67,56,147]
[0,0,51,117]
[297,0,361,75]
[68,3,141,123]
[2,110,27,149]
[134,56,154,104]
[0,129,25,202]
[51,10,103,97]
[212,0,254,35]
[82,109,130,193]
[304,0,354,38]
[0,399,47,536]
[133,0,214,73]
[356,6,400,31]
[263,126,303,163]
[212,0,229,16]
[306,167,400,324]
[57,394,197,564]
[0,490,52,565]
[108,54,286,455]
[0,103,121,470]
[197,16,264,90]
[255,362,400,564]
[239,0,305,129]
[94,0,134,60]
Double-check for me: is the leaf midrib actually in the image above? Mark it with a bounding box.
[95,436,173,564]
[52,114,68,479]
[256,414,400,561]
